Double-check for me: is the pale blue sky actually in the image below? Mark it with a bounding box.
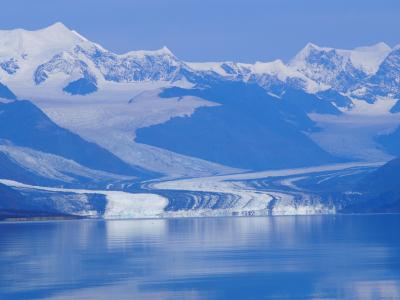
[1,0,399,62]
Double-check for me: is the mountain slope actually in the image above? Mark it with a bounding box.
[280,89,342,115]
[341,158,400,213]
[0,82,16,99]
[0,100,151,178]
[0,182,108,220]
[136,82,341,170]
[364,46,400,100]
[0,152,43,185]
[290,43,391,93]
[0,141,135,188]
[375,125,400,157]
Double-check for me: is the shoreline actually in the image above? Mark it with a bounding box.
[2,212,400,224]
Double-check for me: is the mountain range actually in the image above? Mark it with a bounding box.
[0,23,399,219]
[2,23,399,102]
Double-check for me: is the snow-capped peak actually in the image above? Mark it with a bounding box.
[187,60,291,77]
[289,42,338,70]
[123,46,175,58]
[290,41,392,75]
[341,42,391,74]
[0,23,397,103]
[290,43,330,64]
[158,46,174,56]
[353,42,391,53]
[185,61,230,75]
[39,22,71,34]
[286,41,395,94]
[0,22,85,58]
[250,59,287,74]
[302,42,328,51]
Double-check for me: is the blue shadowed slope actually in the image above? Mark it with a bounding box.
[0,152,56,186]
[390,100,400,113]
[358,158,400,194]
[136,81,341,170]
[63,73,98,95]
[281,89,342,115]
[375,126,400,157]
[341,158,400,213]
[0,82,17,100]
[0,183,29,220]
[0,183,108,220]
[316,89,353,109]
[367,48,400,101]
[0,100,152,178]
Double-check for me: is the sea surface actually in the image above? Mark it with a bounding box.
[1,215,400,300]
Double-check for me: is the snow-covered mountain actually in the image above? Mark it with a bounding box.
[289,42,391,91]
[0,22,290,92]
[1,23,400,219]
[187,59,325,95]
[0,23,398,166]
[0,22,398,104]
[352,45,400,102]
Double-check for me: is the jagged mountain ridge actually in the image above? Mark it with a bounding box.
[0,22,399,106]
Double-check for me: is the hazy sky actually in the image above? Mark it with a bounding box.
[1,0,399,62]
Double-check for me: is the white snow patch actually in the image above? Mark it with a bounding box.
[345,43,391,74]
[348,97,398,116]
[186,61,230,76]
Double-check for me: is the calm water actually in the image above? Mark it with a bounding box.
[1,215,400,300]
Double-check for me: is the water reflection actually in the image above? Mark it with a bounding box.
[0,215,399,299]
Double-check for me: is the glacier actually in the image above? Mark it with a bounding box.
[0,162,384,219]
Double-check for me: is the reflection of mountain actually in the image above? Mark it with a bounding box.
[1,216,399,299]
